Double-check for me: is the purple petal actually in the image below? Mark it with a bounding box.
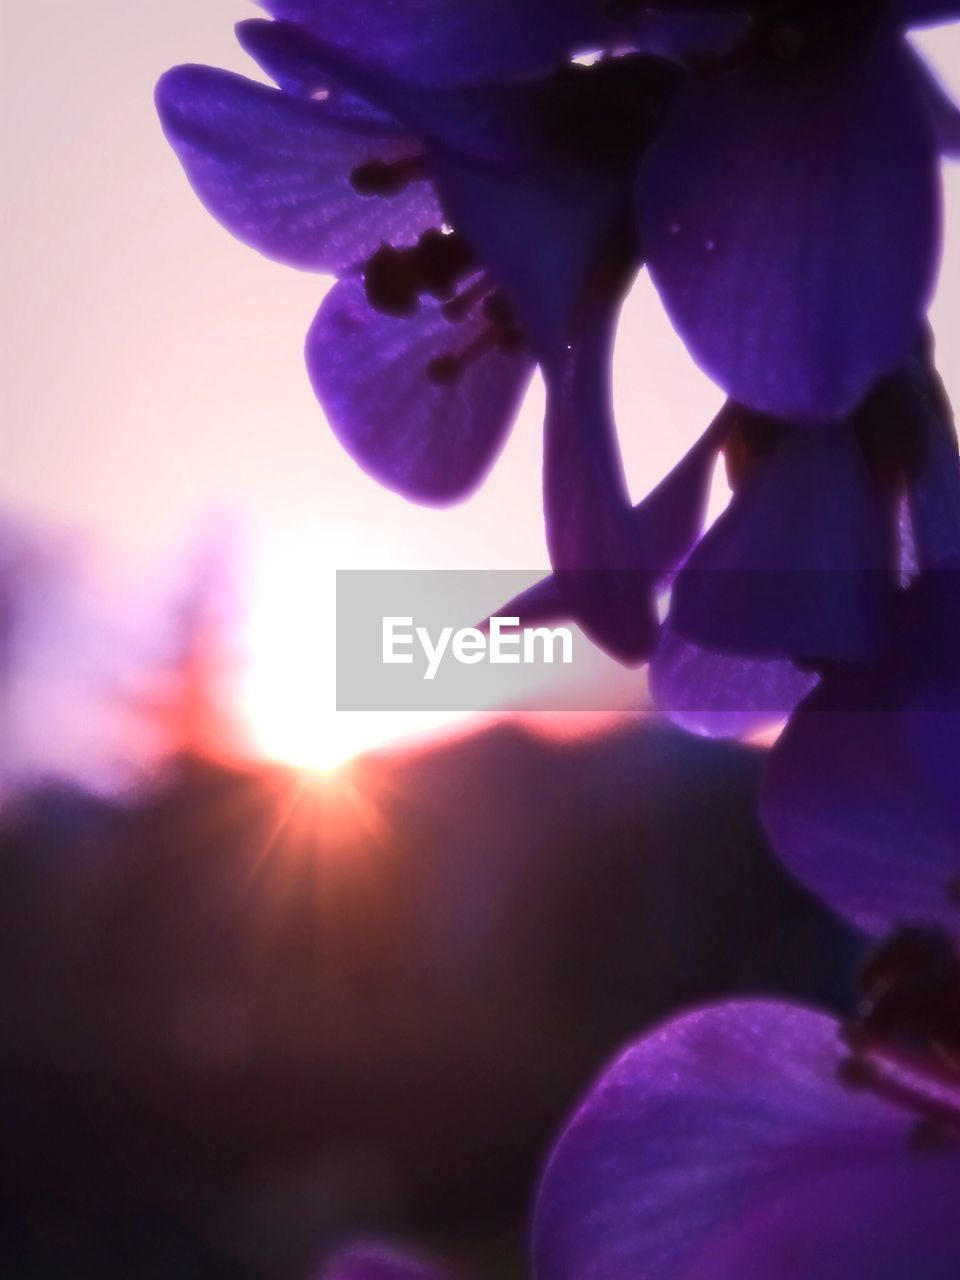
[307,276,533,503]
[323,1244,455,1280]
[895,0,960,24]
[239,38,678,358]
[534,1001,920,1280]
[492,576,566,631]
[650,627,816,739]
[638,33,941,420]
[669,424,895,662]
[425,47,686,361]
[903,566,960,840]
[155,66,441,274]
[678,1158,960,1280]
[905,381,960,569]
[239,23,538,169]
[492,411,722,662]
[235,19,402,129]
[760,602,960,939]
[258,0,732,87]
[537,321,723,661]
[625,13,750,63]
[433,152,631,362]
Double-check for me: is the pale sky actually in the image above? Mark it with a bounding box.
[2,3,958,773]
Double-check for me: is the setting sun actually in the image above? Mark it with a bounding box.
[238,528,465,773]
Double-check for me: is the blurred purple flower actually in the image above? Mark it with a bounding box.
[534,999,960,1280]
[322,999,960,1280]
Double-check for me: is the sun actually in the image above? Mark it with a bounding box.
[237,528,463,773]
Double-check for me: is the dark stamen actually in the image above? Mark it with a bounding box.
[350,154,426,196]
[364,244,422,318]
[363,230,477,319]
[838,1050,960,1137]
[418,229,477,300]
[853,926,960,1065]
[425,325,522,388]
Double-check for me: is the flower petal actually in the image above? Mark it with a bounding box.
[244,39,679,358]
[534,1001,922,1280]
[669,424,896,662]
[905,376,960,568]
[155,66,442,274]
[902,566,960,843]
[760,586,960,939]
[678,1158,960,1280]
[895,0,960,25]
[307,276,533,502]
[238,22,538,169]
[650,628,816,740]
[637,33,941,420]
[625,12,750,64]
[235,19,401,129]
[496,401,725,663]
[432,151,632,362]
[257,0,738,87]
[540,319,724,660]
[407,58,682,359]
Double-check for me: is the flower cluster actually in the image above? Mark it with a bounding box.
[157,1,960,1274]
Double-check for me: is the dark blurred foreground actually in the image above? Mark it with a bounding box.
[0,720,860,1279]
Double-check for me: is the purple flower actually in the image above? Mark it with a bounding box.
[157,8,959,672]
[534,999,960,1280]
[156,16,736,572]
[256,1,958,420]
[156,34,533,505]
[156,13,747,667]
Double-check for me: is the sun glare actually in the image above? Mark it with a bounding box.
[238,530,463,774]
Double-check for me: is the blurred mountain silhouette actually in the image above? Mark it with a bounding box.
[0,719,860,1279]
